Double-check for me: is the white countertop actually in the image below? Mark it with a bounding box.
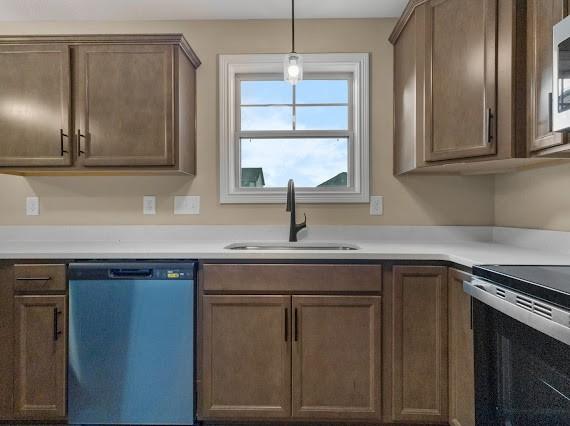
[0,225,569,268]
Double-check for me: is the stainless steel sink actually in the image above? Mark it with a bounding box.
[225,242,360,251]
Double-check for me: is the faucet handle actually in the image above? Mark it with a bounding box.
[296,213,307,231]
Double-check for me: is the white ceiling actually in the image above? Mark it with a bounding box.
[0,0,408,21]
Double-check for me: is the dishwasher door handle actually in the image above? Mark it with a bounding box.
[108,268,153,279]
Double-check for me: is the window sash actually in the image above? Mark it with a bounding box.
[236,133,355,190]
[236,72,353,132]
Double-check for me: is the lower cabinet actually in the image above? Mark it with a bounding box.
[448,269,475,426]
[292,296,381,420]
[200,293,382,421]
[13,295,67,419]
[387,266,448,423]
[201,295,291,419]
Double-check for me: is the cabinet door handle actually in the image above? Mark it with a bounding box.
[77,129,86,156]
[486,108,494,144]
[53,308,62,341]
[60,129,69,156]
[294,308,299,342]
[284,308,288,341]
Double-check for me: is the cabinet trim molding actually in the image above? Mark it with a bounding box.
[0,34,200,68]
[389,0,430,44]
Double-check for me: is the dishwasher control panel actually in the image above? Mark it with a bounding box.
[69,262,196,280]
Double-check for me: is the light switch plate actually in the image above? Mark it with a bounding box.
[26,197,40,216]
[370,196,383,216]
[174,196,200,215]
[143,196,156,215]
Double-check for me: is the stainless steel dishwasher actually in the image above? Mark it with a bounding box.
[68,262,196,425]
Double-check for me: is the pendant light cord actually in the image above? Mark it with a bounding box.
[291,0,295,53]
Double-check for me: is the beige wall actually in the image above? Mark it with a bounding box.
[0,18,495,225]
[495,163,570,231]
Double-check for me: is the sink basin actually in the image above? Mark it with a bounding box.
[225,242,360,251]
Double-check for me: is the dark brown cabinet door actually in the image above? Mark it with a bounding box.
[448,269,475,426]
[390,266,448,423]
[425,0,498,161]
[0,44,71,166]
[75,44,174,167]
[528,0,568,153]
[201,295,291,419]
[292,296,381,420]
[14,295,66,419]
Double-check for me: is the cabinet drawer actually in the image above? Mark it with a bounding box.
[14,264,67,293]
[202,264,382,293]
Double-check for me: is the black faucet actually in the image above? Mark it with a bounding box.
[286,179,307,242]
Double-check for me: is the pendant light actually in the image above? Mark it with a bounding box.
[284,0,303,85]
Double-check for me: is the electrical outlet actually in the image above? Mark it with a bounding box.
[26,197,40,216]
[174,196,200,215]
[143,196,156,215]
[370,196,383,216]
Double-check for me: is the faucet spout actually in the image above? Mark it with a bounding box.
[286,179,294,212]
[286,179,307,242]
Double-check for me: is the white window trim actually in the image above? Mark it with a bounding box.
[219,53,370,204]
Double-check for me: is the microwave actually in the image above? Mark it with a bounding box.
[553,16,570,132]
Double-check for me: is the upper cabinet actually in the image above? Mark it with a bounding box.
[527,0,569,155]
[425,0,497,162]
[0,44,71,167]
[75,45,175,167]
[0,34,200,175]
[391,0,568,175]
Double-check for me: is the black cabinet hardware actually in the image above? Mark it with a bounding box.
[53,308,62,341]
[284,308,288,341]
[60,129,69,156]
[77,129,86,156]
[487,108,494,144]
[294,308,298,341]
[16,276,51,281]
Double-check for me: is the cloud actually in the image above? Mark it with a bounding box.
[241,138,348,187]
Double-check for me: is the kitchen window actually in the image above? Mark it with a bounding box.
[219,53,370,203]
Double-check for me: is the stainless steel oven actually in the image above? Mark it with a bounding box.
[553,16,570,131]
[467,266,570,425]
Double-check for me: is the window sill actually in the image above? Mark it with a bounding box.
[220,189,370,204]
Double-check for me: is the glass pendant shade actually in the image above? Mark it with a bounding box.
[284,53,303,85]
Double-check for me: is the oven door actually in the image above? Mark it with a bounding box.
[553,16,570,132]
[473,298,570,425]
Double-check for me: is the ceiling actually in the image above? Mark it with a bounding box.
[0,0,408,21]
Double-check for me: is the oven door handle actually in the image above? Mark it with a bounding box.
[464,280,570,346]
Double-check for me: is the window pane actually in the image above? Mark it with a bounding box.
[240,80,292,105]
[296,79,349,104]
[296,106,349,130]
[240,138,348,188]
[241,106,293,130]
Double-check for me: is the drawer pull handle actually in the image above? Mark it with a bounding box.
[16,277,52,281]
